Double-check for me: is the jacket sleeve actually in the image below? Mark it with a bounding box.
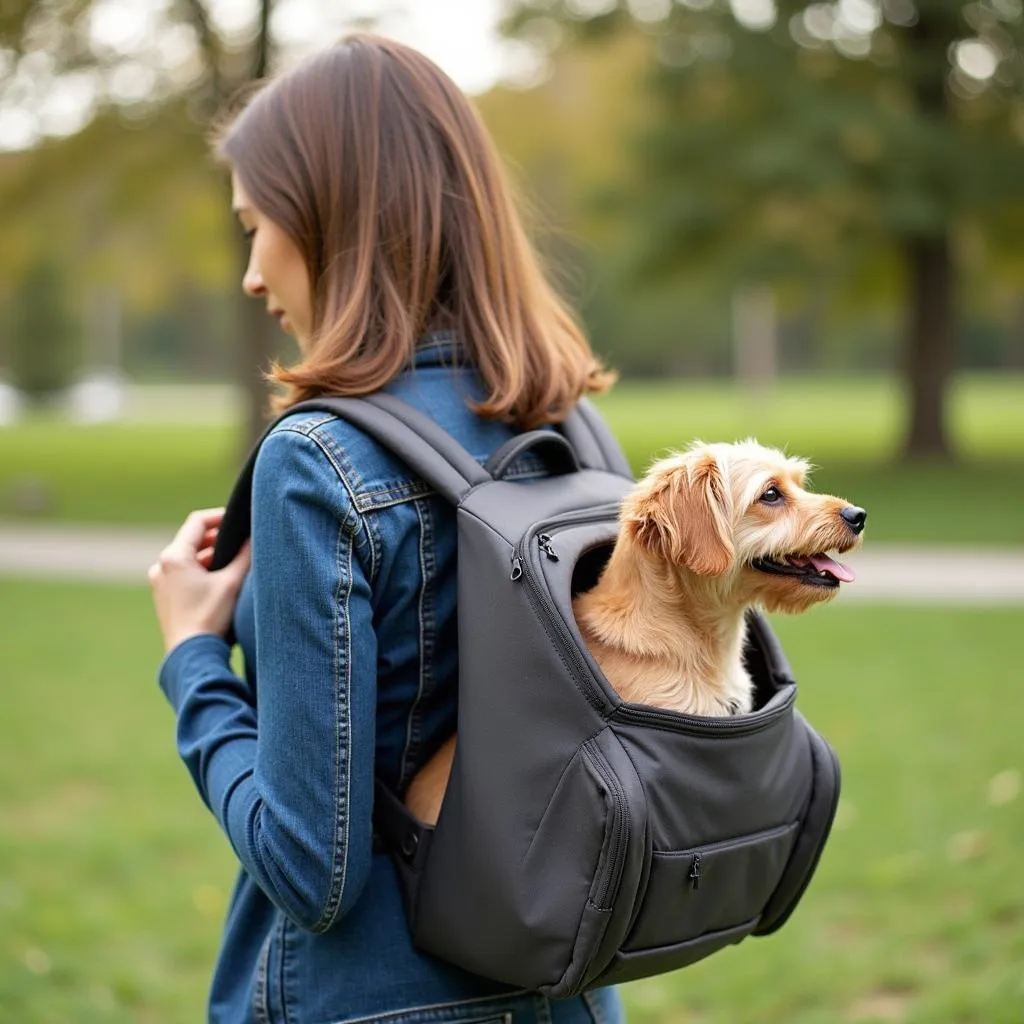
[158,425,377,932]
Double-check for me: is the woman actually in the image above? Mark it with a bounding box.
[148,33,621,1024]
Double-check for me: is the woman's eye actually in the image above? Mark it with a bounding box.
[760,487,783,504]
[242,226,256,244]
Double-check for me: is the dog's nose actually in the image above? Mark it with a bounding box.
[840,506,867,534]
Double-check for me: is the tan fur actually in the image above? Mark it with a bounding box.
[404,439,863,825]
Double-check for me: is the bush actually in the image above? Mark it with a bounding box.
[8,257,80,400]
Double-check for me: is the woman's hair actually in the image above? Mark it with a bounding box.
[214,33,614,426]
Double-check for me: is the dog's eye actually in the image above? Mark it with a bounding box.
[760,487,783,504]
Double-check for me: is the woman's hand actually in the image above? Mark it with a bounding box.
[148,508,252,654]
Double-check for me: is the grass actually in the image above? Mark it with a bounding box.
[0,374,1022,544]
[1,580,1021,1022]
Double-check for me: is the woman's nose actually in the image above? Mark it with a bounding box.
[242,259,265,297]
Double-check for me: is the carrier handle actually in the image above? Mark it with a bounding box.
[484,430,581,480]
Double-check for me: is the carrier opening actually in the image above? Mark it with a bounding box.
[571,542,614,599]
[569,542,787,715]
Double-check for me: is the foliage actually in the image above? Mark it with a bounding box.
[6,255,80,398]
[505,0,1024,261]
[501,0,1024,457]
[0,0,286,444]
[1,582,1021,1021]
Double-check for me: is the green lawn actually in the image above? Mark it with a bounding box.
[1,580,1021,1022]
[0,375,1022,544]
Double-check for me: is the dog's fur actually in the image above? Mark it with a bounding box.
[404,440,864,825]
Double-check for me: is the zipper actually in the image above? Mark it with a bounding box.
[508,505,619,580]
[614,692,795,737]
[537,534,559,561]
[685,824,801,890]
[581,743,630,909]
[671,821,798,892]
[509,505,621,714]
[679,821,797,859]
[688,853,701,890]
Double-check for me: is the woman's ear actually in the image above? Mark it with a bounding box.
[623,451,734,577]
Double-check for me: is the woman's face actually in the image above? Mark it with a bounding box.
[232,172,314,346]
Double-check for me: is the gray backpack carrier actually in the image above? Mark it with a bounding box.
[213,393,841,998]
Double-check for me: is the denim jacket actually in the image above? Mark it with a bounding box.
[158,337,622,1024]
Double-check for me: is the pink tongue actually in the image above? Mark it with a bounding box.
[809,554,856,583]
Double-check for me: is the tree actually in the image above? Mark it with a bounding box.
[505,0,1024,459]
[0,0,285,446]
[9,255,79,400]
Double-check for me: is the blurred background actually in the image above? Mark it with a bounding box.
[1,1,1022,1021]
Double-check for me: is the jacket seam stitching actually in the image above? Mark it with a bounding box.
[252,924,273,1024]
[278,914,290,1024]
[354,490,434,514]
[356,480,435,506]
[276,421,375,575]
[281,420,363,510]
[318,506,357,931]
[398,497,433,789]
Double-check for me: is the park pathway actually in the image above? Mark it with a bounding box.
[0,523,1022,603]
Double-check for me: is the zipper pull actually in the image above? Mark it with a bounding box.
[510,555,523,581]
[689,853,701,890]
[537,534,559,562]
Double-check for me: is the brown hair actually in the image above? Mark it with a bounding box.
[215,33,614,426]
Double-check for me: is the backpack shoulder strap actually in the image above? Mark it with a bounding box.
[559,398,633,480]
[211,393,490,571]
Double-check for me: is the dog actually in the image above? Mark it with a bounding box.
[404,440,866,825]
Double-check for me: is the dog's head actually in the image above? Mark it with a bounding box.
[620,440,865,613]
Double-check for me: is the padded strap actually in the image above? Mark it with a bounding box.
[211,394,491,572]
[296,394,491,503]
[559,398,633,479]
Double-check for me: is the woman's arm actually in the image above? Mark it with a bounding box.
[159,424,377,932]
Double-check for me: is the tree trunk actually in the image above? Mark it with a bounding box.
[236,0,276,450]
[899,11,959,462]
[902,233,955,460]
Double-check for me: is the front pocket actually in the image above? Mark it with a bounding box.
[621,822,799,952]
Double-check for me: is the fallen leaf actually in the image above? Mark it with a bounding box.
[987,769,1021,807]
[946,829,990,863]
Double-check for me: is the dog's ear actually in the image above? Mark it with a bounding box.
[625,452,734,576]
